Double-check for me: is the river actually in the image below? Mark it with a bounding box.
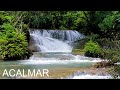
[0,29,112,79]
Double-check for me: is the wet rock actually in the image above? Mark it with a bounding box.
[28,45,39,52]
[93,61,114,68]
[59,57,71,60]
[28,36,38,52]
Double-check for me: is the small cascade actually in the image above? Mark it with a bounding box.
[29,29,85,53]
[64,71,112,79]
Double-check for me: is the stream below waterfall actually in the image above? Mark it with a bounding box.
[0,52,111,79]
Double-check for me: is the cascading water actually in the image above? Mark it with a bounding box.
[25,29,109,79]
[29,29,85,53]
[64,71,112,79]
[28,29,103,66]
[0,29,112,79]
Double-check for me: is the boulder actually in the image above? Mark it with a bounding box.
[93,61,114,68]
[28,36,40,52]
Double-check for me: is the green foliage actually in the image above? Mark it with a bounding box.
[101,49,120,62]
[75,11,87,27]
[99,15,115,31]
[99,39,120,63]
[6,11,120,40]
[86,33,99,41]
[0,11,30,60]
[98,12,120,39]
[84,40,102,57]
[22,11,79,30]
[109,65,120,79]
[99,38,120,78]
[0,11,13,24]
[61,12,78,29]
[0,24,28,60]
[59,25,67,30]
[1,11,120,61]
[1,23,15,31]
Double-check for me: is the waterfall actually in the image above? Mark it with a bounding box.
[29,29,85,53]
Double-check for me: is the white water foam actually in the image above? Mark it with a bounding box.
[29,29,84,53]
[72,74,112,79]
[21,54,103,65]
[63,71,112,79]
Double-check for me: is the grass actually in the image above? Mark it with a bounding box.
[72,49,85,56]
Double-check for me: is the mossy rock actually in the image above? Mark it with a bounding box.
[93,61,115,68]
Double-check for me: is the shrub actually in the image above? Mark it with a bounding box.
[0,24,29,60]
[84,40,102,58]
[101,49,120,63]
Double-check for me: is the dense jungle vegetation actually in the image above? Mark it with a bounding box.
[0,11,120,78]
